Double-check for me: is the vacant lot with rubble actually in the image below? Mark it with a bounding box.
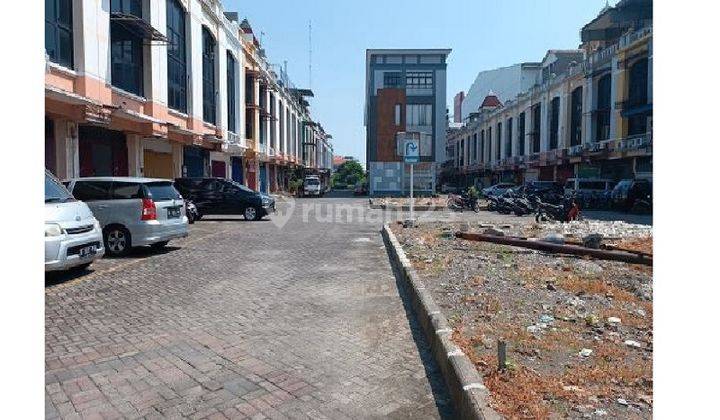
[392,218,652,419]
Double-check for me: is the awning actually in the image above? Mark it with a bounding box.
[621,103,653,118]
[110,13,168,44]
[45,85,98,106]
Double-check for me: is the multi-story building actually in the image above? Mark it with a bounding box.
[453,91,464,123]
[364,49,451,196]
[45,0,330,194]
[460,63,543,122]
[446,0,652,188]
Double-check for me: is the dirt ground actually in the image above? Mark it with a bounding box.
[391,220,652,419]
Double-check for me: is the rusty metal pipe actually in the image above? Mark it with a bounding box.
[455,232,653,266]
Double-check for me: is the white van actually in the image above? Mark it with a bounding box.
[303,175,322,197]
[45,170,105,271]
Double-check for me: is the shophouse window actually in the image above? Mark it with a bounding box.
[480,130,485,161]
[570,87,583,146]
[406,71,433,90]
[110,0,144,96]
[472,133,478,161]
[628,58,649,107]
[596,74,611,141]
[384,72,403,88]
[166,0,187,112]
[394,104,401,126]
[45,0,73,68]
[549,97,560,150]
[496,122,502,160]
[506,117,513,157]
[226,51,237,133]
[517,112,526,155]
[202,27,216,124]
[532,104,541,152]
[406,104,433,126]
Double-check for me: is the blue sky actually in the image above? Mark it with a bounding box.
[226,0,611,163]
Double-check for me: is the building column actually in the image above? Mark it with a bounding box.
[511,115,519,157]
[127,135,142,177]
[540,93,549,152]
[559,88,569,149]
[54,119,79,179]
[172,143,183,177]
[610,56,627,140]
[522,110,529,156]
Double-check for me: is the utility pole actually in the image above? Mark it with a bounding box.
[308,19,312,90]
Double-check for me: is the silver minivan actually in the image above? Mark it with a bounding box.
[45,170,105,271]
[65,177,188,256]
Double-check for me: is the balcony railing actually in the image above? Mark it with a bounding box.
[226,131,247,150]
[619,26,652,50]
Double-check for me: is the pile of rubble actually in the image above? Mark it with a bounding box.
[372,197,447,207]
[528,219,652,240]
[392,220,653,419]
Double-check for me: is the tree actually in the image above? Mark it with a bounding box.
[332,161,365,188]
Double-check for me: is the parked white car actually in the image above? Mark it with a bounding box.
[45,170,105,272]
[64,177,188,256]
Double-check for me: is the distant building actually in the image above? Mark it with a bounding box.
[453,91,464,123]
[461,63,541,121]
[364,48,451,196]
[446,0,652,188]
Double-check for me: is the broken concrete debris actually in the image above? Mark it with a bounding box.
[391,218,652,419]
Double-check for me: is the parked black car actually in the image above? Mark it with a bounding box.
[610,179,652,211]
[524,180,563,196]
[174,178,275,221]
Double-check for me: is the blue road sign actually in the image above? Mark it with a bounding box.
[404,139,419,164]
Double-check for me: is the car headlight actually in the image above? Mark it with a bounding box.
[93,219,102,230]
[45,223,64,237]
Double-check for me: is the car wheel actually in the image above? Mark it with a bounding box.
[150,241,169,250]
[244,206,261,221]
[104,226,131,257]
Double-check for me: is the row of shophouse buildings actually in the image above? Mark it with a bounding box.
[45,0,333,193]
[445,0,652,188]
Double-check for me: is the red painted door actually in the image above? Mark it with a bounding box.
[211,160,226,178]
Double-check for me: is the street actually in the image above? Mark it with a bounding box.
[45,194,453,419]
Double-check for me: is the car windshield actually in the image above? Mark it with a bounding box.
[145,182,182,201]
[305,179,320,186]
[230,181,255,194]
[45,173,74,203]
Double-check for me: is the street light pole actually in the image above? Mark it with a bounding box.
[410,163,414,222]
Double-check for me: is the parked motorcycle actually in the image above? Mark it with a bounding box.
[630,194,652,214]
[447,192,481,213]
[535,198,580,223]
[185,199,199,224]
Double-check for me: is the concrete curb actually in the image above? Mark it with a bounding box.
[382,224,501,420]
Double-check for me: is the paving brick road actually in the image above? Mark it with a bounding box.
[45,194,453,419]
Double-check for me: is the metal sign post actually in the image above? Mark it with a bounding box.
[404,139,420,222]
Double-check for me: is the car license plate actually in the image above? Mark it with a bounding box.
[79,245,96,258]
[167,207,181,218]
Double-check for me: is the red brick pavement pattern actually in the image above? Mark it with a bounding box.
[45,196,452,419]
